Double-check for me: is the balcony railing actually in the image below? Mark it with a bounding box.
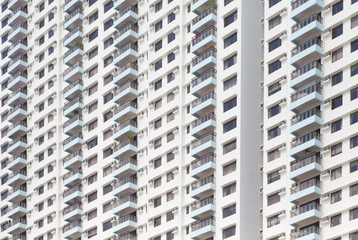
[63,96,83,111]
[63,168,82,180]
[8,55,27,67]
[115,80,138,96]
[192,91,216,108]
[291,201,320,217]
[64,26,83,41]
[191,153,216,170]
[192,69,217,88]
[290,178,321,194]
[192,27,217,46]
[8,184,26,194]
[291,107,321,125]
[191,196,215,211]
[191,132,216,150]
[291,38,322,57]
[114,42,138,58]
[113,139,137,152]
[9,87,27,98]
[118,232,137,240]
[64,6,83,23]
[113,157,137,170]
[191,112,215,128]
[113,194,137,208]
[8,71,27,84]
[64,44,83,58]
[63,61,83,76]
[8,201,26,212]
[291,61,322,79]
[64,79,83,94]
[292,14,322,33]
[9,218,26,227]
[8,168,26,179]
[114,100,137,114]
[291,0,310,10]
[192,48,216,67]
[63,132,82,146]
[113,214,137,226]
[114,62,138,77]
[291,84,321,103]
[291,131,321,148]
[63,150,82,164]
[9,104,27,116]
[8,22,27,35]
[63,220,82,233]
[114,23,138,39]
[8,136,27,148]
[115,5,138,19]
[192,175,215,190]
[63,202,82,215]
[10,6,28,17]
[192,8,217,25]
[191,216,215,232]
[63,185,82,198]
[63,114,82,129]
[8,152,26,164]
[10,234,26,240]
[291,225,320,239]
[114,119,137,134]
[291,154,321,171]
[113,175,137,189]
[8,120,27,131]
[8,39,28,51]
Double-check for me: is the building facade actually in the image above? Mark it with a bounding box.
[0,0,262,239]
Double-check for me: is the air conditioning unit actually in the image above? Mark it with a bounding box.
[279,143,286,151]
[280,8,287,17]
[279,210,286,217]
[279,98,287,106]
[279,31,287,39]
[322,193,330,200]
[278,188,286,195]
[279,165,286,173]
[322,169,330,177]
[322,123,330,129]
[322,217,329,223]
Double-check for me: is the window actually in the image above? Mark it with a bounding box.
[89,0,97,6]
[167,72,175,83]
[331,190,342,203]
[154,119,162,130]
[332,24,343,39]
[223,182,236,197]
[103,92,113,104]
[223,226,236,239]
[155,20,163,32]
[168,33,175,43]
[88,120,98,131]
[354,0,358,4]
[89,29,98,42]
[167,152,174,162]
[267,193,280,206]
[352,15,358,28]
[39,19,45,29]
[269,60,281,74]
[352,39,358,53]
[88,209,97,221]
[224,11,237,27]
[88,102,98,113]
[224,75,237,90]
[268,126,281,140]
[268,82,281,96]
[352,63,358,77]
[350,232,358,240]
[104,56,113,67]
[267,215,280,228]
[103,184,113,195]
[268,148,280,162]
[351,160,358,173]
[103,221,112,231]
[154,216,161,227]
[332,95,342,109]
[88,191,97,203]
[104,0,113,12]
[89,47,98,60]
[103,147,113,158]
[155,99,162,110]
[168,12,175,23]
[350,208,358,220]
[166,231,174,240]
[166,212,174,221]
[39,2,45,11]
[167,132,175,142]
[167,192,174,201]
[154,158,162,169]
[89,65,98,77]
[268,170,280,184]
[89,84,98,96]
[332,1,343,15]
[167,92,175,102]
[88,227,97,238]
[87,137,98,149]
[268,105,281,118]
[155,60,162,71]
[331,167,342,180]
[269,0,281,7]
[331,214,341,227]
[39,186,44,195]
[104,19,113,31]
[223,204,236,218]
[48,46,54,55]
[39,36,45,45]
[224,0,233,5]
[155,1,162,12]
[168,52,175,63]
[269,15,281,30]
[104,37,113,49]
[223,161,236,176]
[88,173,97,185]
[224,33,237,48]
[223,119,237,133]
[224,97,237,112]
[49,12,54,21]
[167,112,174,122]
[269,38,281,52]
[89,11,98,24]
[224,54,237,69]
[351,136,358,148]
[331,119,342,133]
[223,140,236,154]
[332,71,342,86]
[331,142,342,156]
[154,197,161,208]
[351,111,358,125]
[352,88,358,101]
[332,47,343,62]
[155,40,162,51]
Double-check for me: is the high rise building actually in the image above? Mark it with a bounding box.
[0,0,262,239]
[263,0,358,240]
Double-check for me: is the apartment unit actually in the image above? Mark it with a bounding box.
[263,0,358,240]
[0,0,262,239]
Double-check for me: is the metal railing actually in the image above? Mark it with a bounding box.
[63,96,82,111]
[291,61,322,79]
[8,71,27,84]
[191,196,215,211]
[291,154,321,171]
[192,69,217,88]
[8,22,27,35]
[63,219,82,233]
[8,168,26,179]
[9,218,26,227]
[291,0,309,10]
[9,87,27,98]
[113,139,137,152]
[191,153,216,170]
[192,27,217,46]
[115,5,138,19]
[191,112,215,128]
[291,131,321,148]
[63,79,83,94]
[9,120,27,131]
[8,201,26,212]
[8,136,27,148]
[113,194,137,208]
[291,107,321,125]
[9,6,28,17]
[192,8,217,25]
[291,84,321,102]
[63,150,82,164]
[63,132,82,146]
[64,26,83,41]
[291,225,320,239]
[114,23,138,39]
[290,178,320,194]
[192,91,216,108]
[63,185,82,198]
[8,39,28,52]
[63,61,83,76]
[291,201,320,217]
[115,80,138,96]
[191,216,215,232]
[64,6,83,23]
[63,202,82,215]
[113,214,137,225]
[113,175,137,188]
[117,232,137,240]
[113,100,137,114]
[115,42,138,57]
[292,14,322,33]
[8,152,26,164]
[8,184,26,194]
[63,114,82,128]
[191,175,215,190]
[192,48,216,67]
[291,38,322,57]
[113,157,137,170]
[63,168,82,180]
[114,119,137,134]
[8,55,27,67]
[10,234,26,240]
[191,132,216,150]
[64,44,83,58]
[9,104,27,116]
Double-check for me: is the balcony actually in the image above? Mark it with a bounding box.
[291,0,324,22]
[190,216,216,239]
[8,54,27,74]
[8,39,27,58]
[7,120,27,139]
[64,0,84,13]
[7,152,26,171]
[114,62,138,85]
[63,132,83,153]
[64,7,83,30]
[114,42,138,66]
[192,49,217,76]
[290,201,322,227]
[192,8,217,34]
[113,175,137,196]
[63,115,83,136]
[113,100,138,123]
[10,234,26,240]
[7,201,26,219]
[191,132,216,158]
[190,175,216,199]
[192,0,215,13]
[63,61,85,83]
[63,185,83,203]
[113,139,138,159]
[64,26,84,47]
[63,220,82,239]
[113,157,137,178]
[290,108,323,134]
[63,202,82,222]
[8,88,27,107]
[113,194,137,215]
[192,27,217,55]
[63,168,83,187]
[290,84,322,112]
[63,96,84,117]
[290,178,322,204]
[7,218,26,235]
[8,71,27,91]
[112,215,137,234]
[8,104,27,123]
[7,185,26,203]
[291,38,323,67]
[291,225,322,240]
[290,61,323,89]
[290,131,322,157]
[117,232,137,240]
[191,69,217,97]
[64,79,84,100]
[114,80,138,104]
[8,136,27,155]
[63,150,83,170]
[291,14,323,44]
[8,6,28,25]
[8,22,27,42]
[64,44,84,66]
[114,23,138,47]
[191,153,216,179]
[113,119,138,141]
[290,154,322,181]
[114,5,138,29]
[8,0,28,9]
[190,196,215,220]
[7,169,27,187]
[191,112,216,138]
[191,92,216,117]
